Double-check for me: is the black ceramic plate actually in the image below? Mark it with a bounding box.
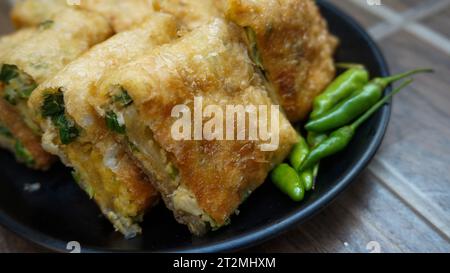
[0,1,391,253]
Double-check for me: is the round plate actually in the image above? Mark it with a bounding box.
[0,1,391,253]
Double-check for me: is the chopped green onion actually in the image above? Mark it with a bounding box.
[166,163,179,179]
[0,64,19,83]
[244,27,264,71]
[39,20,54,30]
[1,64,37,104]
[41,90,65,117]
[105,110,126,134]
[41,90,80,144]
[14,140,35,167]
[52,114,80,145]
[111,85,133,108]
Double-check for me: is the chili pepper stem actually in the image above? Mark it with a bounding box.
[381,68,433,86]
[335,63,366,69]
[351,79,414,130]
[299,79,414,172]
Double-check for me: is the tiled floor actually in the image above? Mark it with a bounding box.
[0,0,449,253]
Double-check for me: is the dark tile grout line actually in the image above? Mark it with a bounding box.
[347,0,450,55]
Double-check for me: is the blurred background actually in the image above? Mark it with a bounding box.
[0,0,449,253]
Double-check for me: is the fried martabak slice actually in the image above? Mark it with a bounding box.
[28,14,178,237]
[11,0,155,33]
[0,8,112,169]
[227,0,338,122]
[91,19,299,235]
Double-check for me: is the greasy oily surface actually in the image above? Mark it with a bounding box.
[0,28,34,58]
[80,0,155,32]
[2,8,112,85]
[11,0,67,28]
[153,0,225,31]
[227,0,338,122]
[0,9,111,169]
[29,13,177,134]
[27,14,178,235]
[12,0,155,33]
[98,19,299,225]
[0,28,54,169]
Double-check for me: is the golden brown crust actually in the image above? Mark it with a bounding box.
[0,28,35,57]
[3,8,113,85]
[28,14,178,236]
[80,0,155,32]
[11,0,67,28]
[227,0,338,122]
[30,13,177,133]
[0,8,112,170]
[97,19,299,230]
[64,137,158,237]
[11,0,155,33]
[153,0,225,31]
[0,94,55,170]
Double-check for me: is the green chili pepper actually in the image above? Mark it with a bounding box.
[289,136,315,191]
[307,132,328,148]
[303,132,328,190]
[271,163,305,201]
[335,63,366,69]
[289,137,309,170]
[310,67,369,120]
[305,68,432,133]
[299,170,314,191]
[299,79,413,171]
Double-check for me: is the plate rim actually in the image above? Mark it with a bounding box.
[0,0,392,253]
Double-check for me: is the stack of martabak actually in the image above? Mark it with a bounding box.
[0,0,337,237]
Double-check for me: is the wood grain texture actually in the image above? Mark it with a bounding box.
[376,30,450,218]
[382,0,440,12]
[0,226,43,253]
[0,0,449,253]
[421,6,450,38]
[251,172,449,253]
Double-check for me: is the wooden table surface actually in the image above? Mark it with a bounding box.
[0,0,449,253]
